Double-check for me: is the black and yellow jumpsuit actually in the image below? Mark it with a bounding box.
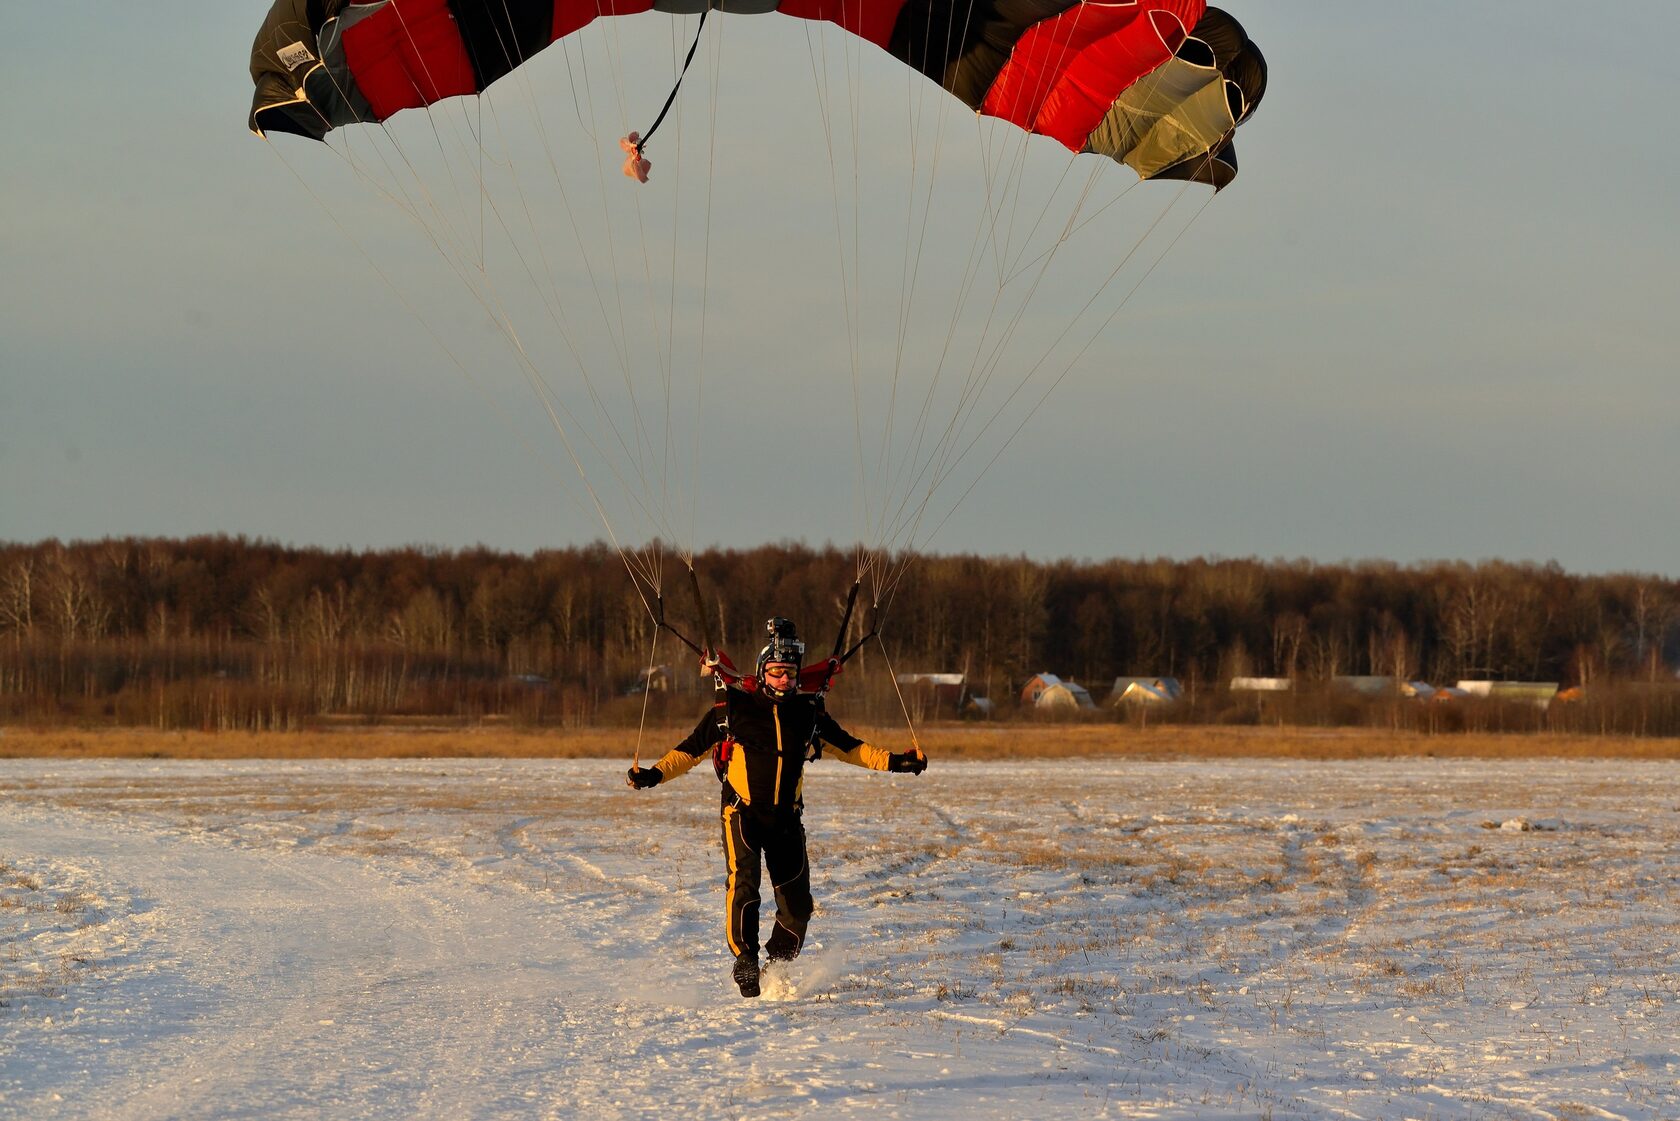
[644,685,897,961]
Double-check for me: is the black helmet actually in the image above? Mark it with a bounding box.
[756,617,804,695]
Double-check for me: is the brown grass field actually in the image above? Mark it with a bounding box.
[5,723,1680,760]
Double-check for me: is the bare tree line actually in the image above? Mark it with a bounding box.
[1,537,1676,732]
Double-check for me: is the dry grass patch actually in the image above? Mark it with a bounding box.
[8,723,1680,759]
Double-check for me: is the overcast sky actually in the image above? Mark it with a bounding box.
[4,2,1677,577]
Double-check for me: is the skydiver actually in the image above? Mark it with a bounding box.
[626,617,927,998]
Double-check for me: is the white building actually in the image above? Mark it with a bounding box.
[1110,676,1183,705]
[1230,677,1292,692]
[1454,681,1559,708]
[1021,673,1096,710]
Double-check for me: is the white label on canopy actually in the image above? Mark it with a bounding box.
[277,41,316,71]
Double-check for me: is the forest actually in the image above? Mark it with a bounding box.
[2,536,1677,734]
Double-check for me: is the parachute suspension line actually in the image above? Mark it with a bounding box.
[875,185,1220,611]
[871,120,1015,567]
[683,19,726,564]
[382,1,512,269]
[458,17,697,580]
[878,190,1166,579]
[316,17,670,572]
[581,14,667,517]
[875,632,924,758]
[996,155,1081,280]
[989,22,1109,273]
[545,38,676,589]
[984,1,1154,284]
[614,16,708,508]
[360,121,676,579]
[1001,175,1144,285]
[625,10,709,160]
[829,15,871,567]
[869,167,1204,603]
[858,0,976,569]
[463,12,707,594]
[892,157,1114,511]
[857,171,1091,587]
[651,11,724,568]
[936,175,1204,498]
[692,25,725,564]
[864,0,1105,587]
[630,616,663,769]
[268,138,668,614]
[802,23,872,569]
[844,0,963,590]
[841,21,869,569]
[997,50,1182,286]
[858,0,1080,604]
[871,13,963,569]
[307,70,678,601]
[476,97,486,264]
[478,100,656,479]
[497,63,691,561]
[265,140,587,529]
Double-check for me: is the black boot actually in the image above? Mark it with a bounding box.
[733,951,760,998]
[764,930,800,964]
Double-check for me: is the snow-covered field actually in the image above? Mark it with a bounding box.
[3,757,1678,1120]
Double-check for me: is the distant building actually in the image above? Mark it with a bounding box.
[895,673,969,717]
[1110,676,1183,705]
[1230,677,1292,692]
[1332,675,1396,698]
[1332,676,1440,700]
[1455,681,1559,708]
[1039,682,1097,710]
[1020,673,1064,705]
[1021,673,1096,710]
[626,665,672,695]
[895,673,966,706]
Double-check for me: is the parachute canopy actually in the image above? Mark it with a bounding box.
[249,0,1264,187]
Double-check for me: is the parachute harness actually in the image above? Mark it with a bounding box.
[621,9,711,183]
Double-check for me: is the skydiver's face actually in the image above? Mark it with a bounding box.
[762,664,798,697]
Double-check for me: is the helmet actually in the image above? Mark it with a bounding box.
[756,617,804,696]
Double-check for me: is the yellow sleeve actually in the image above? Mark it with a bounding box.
[650,748,705,783]
[825,741,894,771]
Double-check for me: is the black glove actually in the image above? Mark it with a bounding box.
[626,766,663,789]
[887,752,927,775]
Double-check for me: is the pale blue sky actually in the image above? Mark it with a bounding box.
[3,2,1677,575]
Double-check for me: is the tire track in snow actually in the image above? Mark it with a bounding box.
[3,808,635,1121]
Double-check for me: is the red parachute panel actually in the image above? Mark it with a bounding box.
[341,0,479,121]
[984,0,1201,152]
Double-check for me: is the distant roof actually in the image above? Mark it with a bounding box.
[1455,681,1559,698]
[1455,681,1559,707]
[1230,677,1292,691]
[895,673,965,687]
[1036,681,1096,709]
[1114,680,1177,705]
[1332,675,1395,697]
[1020,673,1063,702]
[1111,676,1182,697]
